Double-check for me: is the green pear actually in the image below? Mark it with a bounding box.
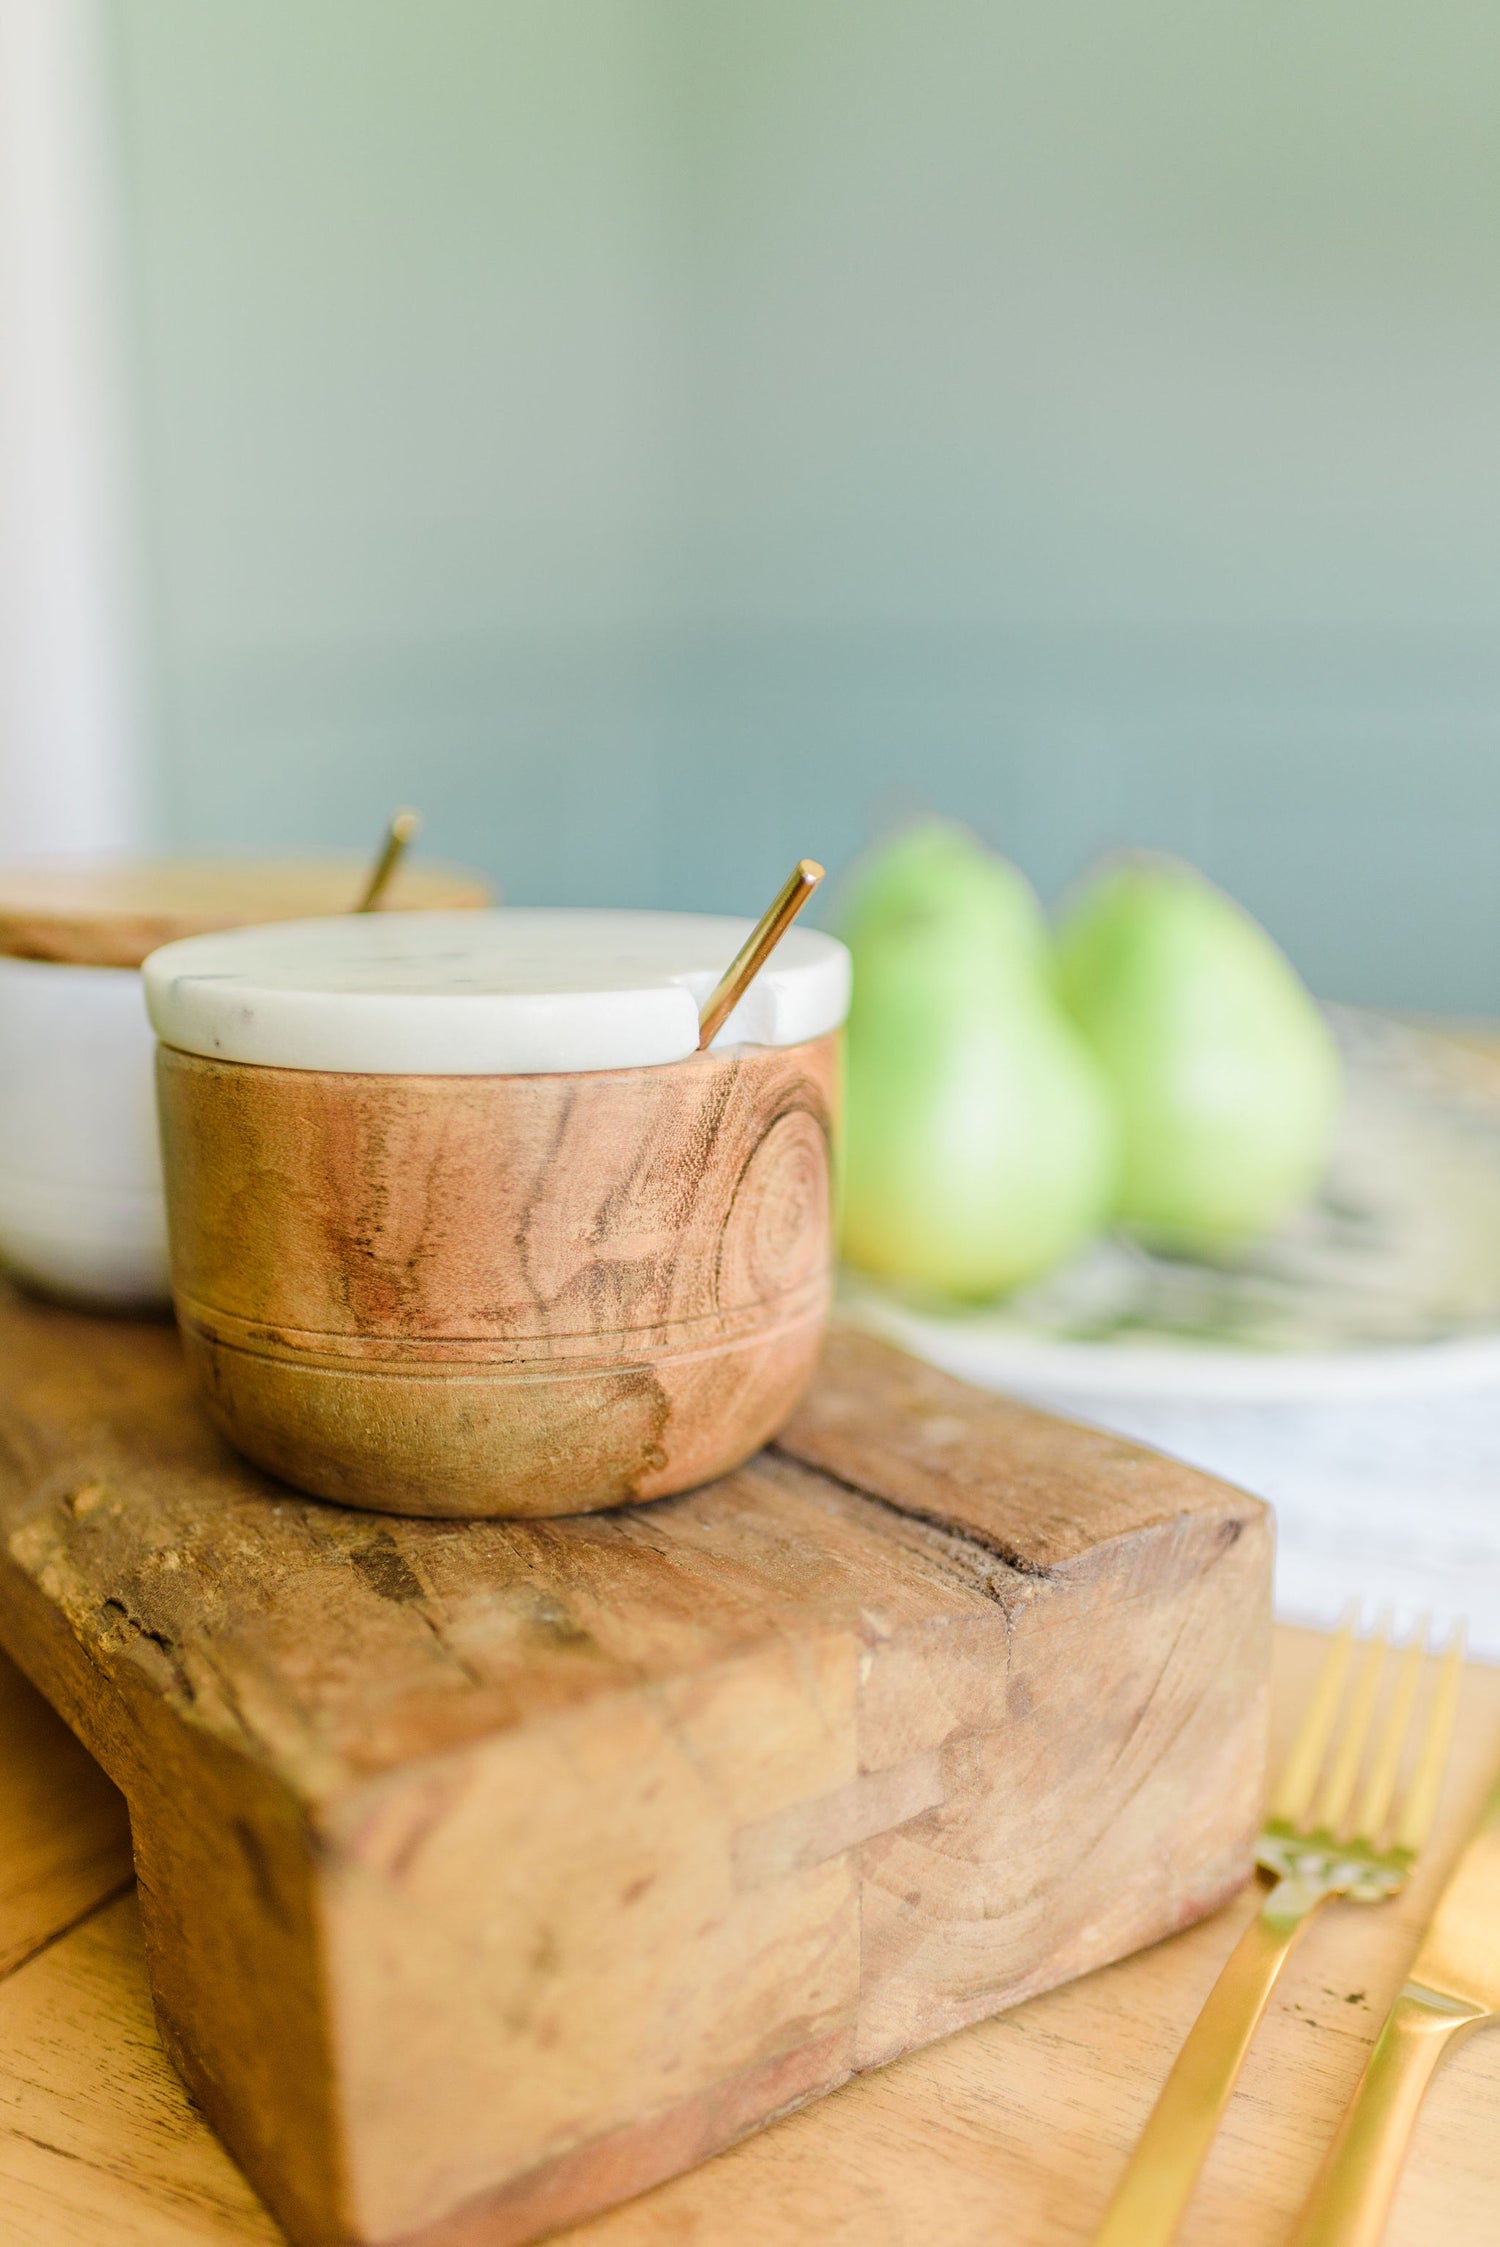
[838,818,1053,981]
[837,823,1117,1299]
[1055,856,1341,1252]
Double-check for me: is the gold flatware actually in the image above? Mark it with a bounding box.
[697,858,824,1048]
[1092,1615,1464,2247]
[356,806,421,912]
[1289,1743,1497,2244]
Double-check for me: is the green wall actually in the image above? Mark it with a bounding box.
[111,1,1500,1005]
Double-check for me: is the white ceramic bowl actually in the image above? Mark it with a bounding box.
[0,955,169,1308]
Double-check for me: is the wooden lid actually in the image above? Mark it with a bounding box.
[143,907,852,1074]
[0,856,493,969]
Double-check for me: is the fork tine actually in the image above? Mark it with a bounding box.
[1394,1622,1465,1853]
[1312,1612,1390,1835]
[1272,1609,1356,1823]
[1352,1616,1428,1842]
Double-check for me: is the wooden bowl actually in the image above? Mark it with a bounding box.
[156,1034,839,1517]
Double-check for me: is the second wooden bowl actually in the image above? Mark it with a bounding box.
[155,1034,838,1517]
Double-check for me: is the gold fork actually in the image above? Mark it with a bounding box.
[1092,1613,1464,2247]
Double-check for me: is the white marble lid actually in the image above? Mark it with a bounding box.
[142,908,851,1075]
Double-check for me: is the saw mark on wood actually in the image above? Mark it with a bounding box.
[733,1752,945,1889]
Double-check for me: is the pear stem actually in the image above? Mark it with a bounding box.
[356,808,422,913]
[698,860,824,1050]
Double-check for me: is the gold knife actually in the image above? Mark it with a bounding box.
[1291,1756,1500,2245]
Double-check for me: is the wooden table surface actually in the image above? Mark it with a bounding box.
[2,1625,1497,2245]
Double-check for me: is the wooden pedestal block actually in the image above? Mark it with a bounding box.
[0,1289,1271,2247]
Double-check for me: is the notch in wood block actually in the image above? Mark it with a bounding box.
[0,1298,1270,2247]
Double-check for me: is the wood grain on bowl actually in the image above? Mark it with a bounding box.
[156,1034,840,1517]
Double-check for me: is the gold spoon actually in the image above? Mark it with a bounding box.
[698,859,824,1050]
[355,808,421,913]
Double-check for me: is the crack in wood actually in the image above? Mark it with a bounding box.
[769,1448,1058,1591]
